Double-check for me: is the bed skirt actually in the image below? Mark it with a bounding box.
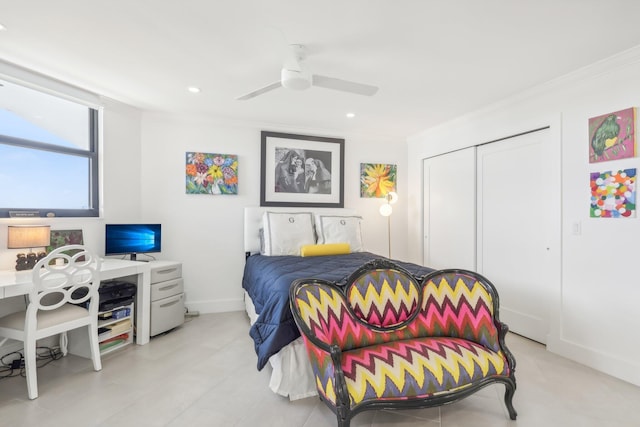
[243,290,317,400]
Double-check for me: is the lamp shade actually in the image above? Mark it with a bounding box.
[379,204,393,217]
[7,225,51,249]
[387,191,398,204]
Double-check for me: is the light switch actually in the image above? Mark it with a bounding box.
[572,221,581,236]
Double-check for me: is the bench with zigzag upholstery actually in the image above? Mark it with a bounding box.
[290,258,517,427]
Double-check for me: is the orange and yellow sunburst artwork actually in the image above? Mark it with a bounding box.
[360,163,397,198]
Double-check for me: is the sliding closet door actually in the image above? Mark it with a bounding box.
[476,128,557,344]
[422,147,476,270]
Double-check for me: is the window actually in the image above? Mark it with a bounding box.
[0,78,99,217]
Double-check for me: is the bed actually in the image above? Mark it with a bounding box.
[242,207,435,400]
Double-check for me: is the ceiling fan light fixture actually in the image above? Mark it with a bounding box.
[237,43,378,100]
[281,68,311,91]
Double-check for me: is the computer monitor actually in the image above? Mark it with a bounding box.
[105,224,161,261]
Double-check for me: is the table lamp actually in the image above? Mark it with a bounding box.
[7,225,51,270]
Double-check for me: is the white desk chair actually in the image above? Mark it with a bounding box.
[0,245,102,399]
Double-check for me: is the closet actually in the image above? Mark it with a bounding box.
[422,127,560,344]
[422,147,476,271]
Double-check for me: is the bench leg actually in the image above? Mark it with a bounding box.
[504,382,518,420]
[336,405,350,427]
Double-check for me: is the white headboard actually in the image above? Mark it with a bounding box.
[244,206,357,255]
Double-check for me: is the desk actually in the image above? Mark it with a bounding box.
[0,259,151,345]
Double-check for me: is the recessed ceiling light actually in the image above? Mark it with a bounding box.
[0,23,7,31]
[187,86,201,93]
[346,112,355,118]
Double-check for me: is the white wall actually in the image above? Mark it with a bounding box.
[0,96,141,348]
[0,97,142,270]
[1,72,407,320]
[139,113,408,314]
[407,46,640,386]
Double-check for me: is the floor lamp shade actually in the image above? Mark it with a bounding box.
[379,192,398,258]
[379,203,393,216]
[7,225,51,249]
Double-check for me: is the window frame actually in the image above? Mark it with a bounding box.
[0,108,100,218]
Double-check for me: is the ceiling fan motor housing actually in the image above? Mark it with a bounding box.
[281,67,311,90]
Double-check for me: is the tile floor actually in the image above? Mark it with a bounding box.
[0,311,639,427]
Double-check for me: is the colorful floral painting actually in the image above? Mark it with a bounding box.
[360,163,397,198]
[588,107,636,163]
[590,169,636,218]
[46,229,85,262]
[186,152,238,195]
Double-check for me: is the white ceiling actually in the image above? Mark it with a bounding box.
[2,0,640,141]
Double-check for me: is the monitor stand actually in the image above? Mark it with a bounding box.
[130,253,149,262]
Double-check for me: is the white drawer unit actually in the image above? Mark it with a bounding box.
[149,261,185,336]
[151,277,183,301]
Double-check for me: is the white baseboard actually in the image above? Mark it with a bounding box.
[547,335,640,387]
[185,297,244,314]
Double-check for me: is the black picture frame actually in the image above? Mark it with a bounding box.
[260,131,345,207]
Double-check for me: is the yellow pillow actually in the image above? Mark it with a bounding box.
[300,243,351,257]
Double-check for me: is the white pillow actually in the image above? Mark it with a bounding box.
[262,212,316,256]
[315,215,364,252]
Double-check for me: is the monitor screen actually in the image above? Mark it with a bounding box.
[105,224,161,260]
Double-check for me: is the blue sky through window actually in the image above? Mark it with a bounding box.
[0,110,89,209]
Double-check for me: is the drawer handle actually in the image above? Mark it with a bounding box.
[159,284,179,291]
[160,299,181,308]
[156,268,178,275]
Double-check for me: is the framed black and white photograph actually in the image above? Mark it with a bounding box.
[260,131,344,207]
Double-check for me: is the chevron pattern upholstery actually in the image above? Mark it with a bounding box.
[342,337,507,404]
[347,268,420,328]
[290,259,517,427]
[410,271,501,352]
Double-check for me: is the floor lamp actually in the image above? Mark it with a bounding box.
[379,191,398,258]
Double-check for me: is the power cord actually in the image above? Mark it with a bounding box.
[0,346,63,380]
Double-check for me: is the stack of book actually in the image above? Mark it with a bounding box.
[97,318,132,341]
[99,333,129,352]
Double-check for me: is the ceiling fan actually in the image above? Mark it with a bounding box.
[237,44,379,100]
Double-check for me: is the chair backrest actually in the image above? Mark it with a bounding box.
[290,260,424,353]
[291,262,506,354]
[30,245,101,317]
[346,267,421,328]
[412,269,502,352]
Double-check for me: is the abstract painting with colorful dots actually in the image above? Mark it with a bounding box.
[588,107,636,163]
[590,169,636,218]
[186,152,238,195]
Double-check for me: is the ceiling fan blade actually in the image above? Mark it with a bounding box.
[236,81,282,101]
[312,75,378,96]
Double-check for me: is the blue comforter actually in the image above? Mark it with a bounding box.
[242,252,434,370]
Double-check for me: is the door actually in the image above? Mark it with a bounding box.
[476,128,557,344]
[423,147,476,270]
